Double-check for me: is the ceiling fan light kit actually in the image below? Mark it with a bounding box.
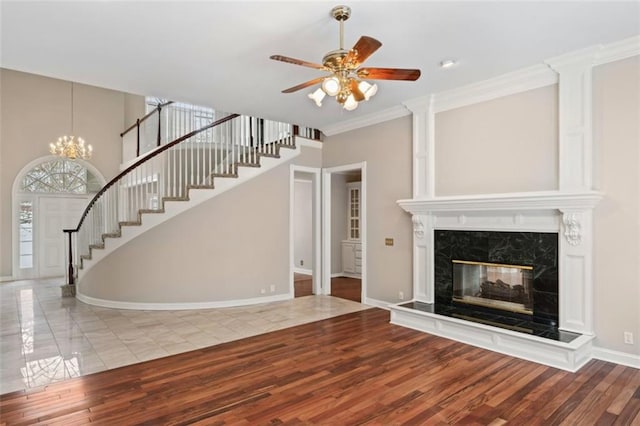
[270,4,421,111]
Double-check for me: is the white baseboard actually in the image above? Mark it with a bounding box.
[592,346,640,369]
[331,272,344,278]
[0,276,15,283]
[293,267,312,275]
[76,291,293,311]
[363,297,391,310]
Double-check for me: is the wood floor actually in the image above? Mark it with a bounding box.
[1,309,639,425]
[294,273,362,303]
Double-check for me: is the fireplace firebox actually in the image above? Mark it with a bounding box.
[452,260,534,314]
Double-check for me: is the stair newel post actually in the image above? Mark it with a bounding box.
[63,229,75,286]
[157,105,162,147]
[136,118,141,157]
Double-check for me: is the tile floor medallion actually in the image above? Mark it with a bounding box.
[0,278,370,394]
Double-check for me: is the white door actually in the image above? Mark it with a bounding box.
[38,197,87,278]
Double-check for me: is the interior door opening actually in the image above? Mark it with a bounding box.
[322,162,366,304]
[290,166,321,298]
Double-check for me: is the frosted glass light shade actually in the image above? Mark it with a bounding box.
[322,77,341,96]
[358,81,378,101]
[343,94,358,111]
[308,88,326,107]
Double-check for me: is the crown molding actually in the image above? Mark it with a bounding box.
[429,64,558,114]
[321,105,410,136]
[595,34,640,65]
[321,35,639,137]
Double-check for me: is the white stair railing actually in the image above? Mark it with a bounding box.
[65,112,297,284]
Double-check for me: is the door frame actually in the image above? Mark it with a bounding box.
[322,162,367,299]
[11,155,106,280]
[289,165,322,296]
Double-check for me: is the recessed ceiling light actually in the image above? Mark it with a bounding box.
[440,59,458,69]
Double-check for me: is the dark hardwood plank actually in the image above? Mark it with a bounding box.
[1,309,639,425]
[330,276,361,302]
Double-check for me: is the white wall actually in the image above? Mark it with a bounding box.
[592,56,640,356]
[435,85,558,195]
[293,178,312,271]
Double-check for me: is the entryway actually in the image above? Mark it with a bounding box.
[13,156,105,279]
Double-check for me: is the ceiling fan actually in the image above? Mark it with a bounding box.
[270,5,421,111]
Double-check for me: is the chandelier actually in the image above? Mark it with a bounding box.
[50,135,92,160]
[49,83,93,160]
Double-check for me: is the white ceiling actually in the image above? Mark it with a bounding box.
[1,1,639,133]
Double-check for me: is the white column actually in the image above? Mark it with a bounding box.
[558,209,595,335]
[546,48,600,335]
[403,96,435,199]
[403,96,435,302]
[546,48,599,192]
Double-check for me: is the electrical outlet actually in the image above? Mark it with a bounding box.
[300,260,304,266]
[624,331,634,345]
[260,288,266,295]
[398,291,404,300]
[270,284,276,293]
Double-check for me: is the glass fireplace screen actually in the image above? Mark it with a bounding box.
[452,260,534,315]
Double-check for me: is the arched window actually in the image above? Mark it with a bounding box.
[20,158,101,194]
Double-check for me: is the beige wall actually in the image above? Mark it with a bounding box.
[0,69,144,277]
[323,116,413,302]
[331,173,348,274]
[293,178,312,270]
[592,56,640,355]
[435,85,559,195]
[80,146,323,302]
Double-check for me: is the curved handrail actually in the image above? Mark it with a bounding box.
[66,112,240,233]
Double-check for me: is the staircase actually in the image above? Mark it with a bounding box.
[64,107,318,289]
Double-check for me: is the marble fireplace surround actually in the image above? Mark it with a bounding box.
[394,191,602,371]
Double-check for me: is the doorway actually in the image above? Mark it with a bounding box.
[322,162,366,303]
[290,165,321,297]
[12,156,105,279]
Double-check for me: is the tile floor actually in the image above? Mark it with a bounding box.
[0,277,370,395]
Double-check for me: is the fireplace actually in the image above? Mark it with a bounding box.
[434,230,559,326]
[395,191,601,371]
[452,260,534,314]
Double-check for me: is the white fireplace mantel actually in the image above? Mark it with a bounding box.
[393,190,602,371]
[397,190,603,214]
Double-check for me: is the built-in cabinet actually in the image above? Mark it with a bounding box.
[341,182,361,277]
[341,240,362,276]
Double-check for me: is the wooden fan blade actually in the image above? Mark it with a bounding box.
[345,36,382,67]
[357,67,421,81]
[350,79,365,102]
[270,55,326,70]
[282,77,325,93]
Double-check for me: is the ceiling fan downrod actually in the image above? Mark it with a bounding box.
[331,5,351,51]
